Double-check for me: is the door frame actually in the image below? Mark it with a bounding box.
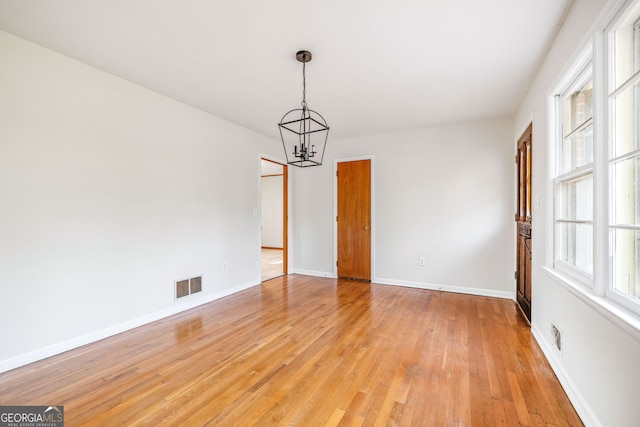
[333,155,375,280]
[259,154,289,279]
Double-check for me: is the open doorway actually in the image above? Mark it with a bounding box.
[261,158,288,281]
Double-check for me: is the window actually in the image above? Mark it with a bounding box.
[550,0,640,316]
[609,2,640,305]
[553,62,594,282]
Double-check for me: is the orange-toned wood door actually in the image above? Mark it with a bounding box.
[516,124,532,321]
[337,159,371,281]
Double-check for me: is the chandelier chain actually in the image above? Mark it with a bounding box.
[301,60,307,109]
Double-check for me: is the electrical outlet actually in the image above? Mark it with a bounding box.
[418,257,425,266]
[222,262,228,271]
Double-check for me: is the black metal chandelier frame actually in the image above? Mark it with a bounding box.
[278,50,329,168]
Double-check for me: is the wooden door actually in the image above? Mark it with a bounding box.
[516,124,532,321]
[337,159,371,281]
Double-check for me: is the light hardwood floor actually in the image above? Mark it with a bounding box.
[261,248,284,282]
[0,275,582,426]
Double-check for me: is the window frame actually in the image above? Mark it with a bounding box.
[551,47,595,288]
[547,0,640,323]
[606,3,640,313]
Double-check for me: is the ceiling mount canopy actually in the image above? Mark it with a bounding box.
[278,50,329,168]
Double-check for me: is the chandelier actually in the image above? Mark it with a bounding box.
[278,50,329,167]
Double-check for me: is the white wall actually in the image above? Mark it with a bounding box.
[293,117,516,298]
[514,0,640,426]
[0,31,282,370]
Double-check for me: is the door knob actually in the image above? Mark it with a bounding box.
[364,226,371,230]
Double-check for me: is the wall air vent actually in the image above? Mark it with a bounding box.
[175,276,203,299]
[551,322,562,353]
[190,276,202,294]
[176,279,190,299]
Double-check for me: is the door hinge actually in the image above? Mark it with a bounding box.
[336,261,338,267]
[336,216,338,222]
[515,270,518,279]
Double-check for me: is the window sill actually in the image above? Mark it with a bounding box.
[542,266,640,343]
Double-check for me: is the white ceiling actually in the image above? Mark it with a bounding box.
[0,0,572,140]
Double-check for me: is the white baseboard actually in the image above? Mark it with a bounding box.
[531,324,601,427]
[288,273,514,300]
[374,277,515,300]
[0,280,260,374]
[290,269,336,278]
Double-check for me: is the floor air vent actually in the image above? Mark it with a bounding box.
[175,276,202,299]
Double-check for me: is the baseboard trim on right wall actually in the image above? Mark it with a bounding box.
[374,277,515,300]
[290,269,336,278]
[531,324,601,427]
